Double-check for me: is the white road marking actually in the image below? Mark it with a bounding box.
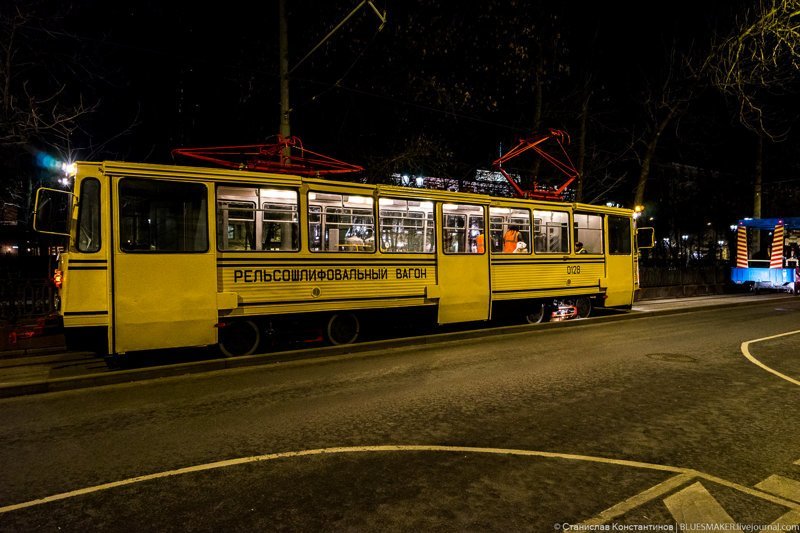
[771,510,800,528]
[740,330,800,387]
[664,482,743,532]
[756,474,800,529]
[580,473,694,526]
[761,461,800,527]
[756,474,800,503]
[2,445,799,515]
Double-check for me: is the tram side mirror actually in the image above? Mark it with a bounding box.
[33,188,73,236]
[636,227,655,249]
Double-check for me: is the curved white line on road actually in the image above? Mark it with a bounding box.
[2,445,799,515]
[741,330,800,387]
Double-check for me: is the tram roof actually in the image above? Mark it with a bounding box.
[82,160,634,216]
[737,217,800,229]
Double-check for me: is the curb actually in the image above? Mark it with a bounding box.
[0,295,793,400]
[0,345,68,360]
[635,284,731,301]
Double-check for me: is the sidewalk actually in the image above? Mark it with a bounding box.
[0,317,66,359]
[632,292,789,312]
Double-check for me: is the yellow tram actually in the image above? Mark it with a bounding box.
[35,161,653,358]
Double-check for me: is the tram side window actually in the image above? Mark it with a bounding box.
[77,178,101,253]
[378,198,435,253]
[533,210,569,253]
[218,199,256,250]
[119,179,208,252]
[489,207,531,254]
[573,213,603,254]
[262,201,299,251]
[308,205,322,250]
[308,192,375,252]
[443,204,485,254]
[261,189,299,251]
[608,215,632,255]
[217,187,299,251]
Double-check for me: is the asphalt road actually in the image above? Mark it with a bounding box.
[0,295,799,531]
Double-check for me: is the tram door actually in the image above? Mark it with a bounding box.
[605,215,635,306]
[437,203,491,323]
[112,178,218,353]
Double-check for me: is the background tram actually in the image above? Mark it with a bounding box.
[731,217,800,293]
[34,161,653,360]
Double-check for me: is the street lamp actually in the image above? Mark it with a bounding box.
[681,234,689,264]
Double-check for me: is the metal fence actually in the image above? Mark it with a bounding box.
[0,278,55,321]
[0,256,56,323]
[639,266,730,288]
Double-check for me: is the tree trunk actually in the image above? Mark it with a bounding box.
[634,106,679,207]
[576,88,591,202]
[278,0,291,160]
[2,20,16,118]
[529,50,544,189]
[752,134,764,252]
[753,133,763,218]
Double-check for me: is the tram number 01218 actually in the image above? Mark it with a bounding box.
[567,265,581,275]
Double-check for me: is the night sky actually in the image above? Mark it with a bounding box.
[4,0,798,230]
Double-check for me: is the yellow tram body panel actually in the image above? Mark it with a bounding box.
[216,256,437,317]
[113,252,218,352]
[490,259,605,300]
[59,253,109,328]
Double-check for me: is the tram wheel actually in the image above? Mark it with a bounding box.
[219,320,261,357]
[326,313,360,345]
[524,303,548,324]
[575,297,592,319]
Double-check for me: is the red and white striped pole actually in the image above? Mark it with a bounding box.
[736,224,749,268]
[770,222,785,269]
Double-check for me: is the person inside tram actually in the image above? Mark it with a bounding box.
[503,224,521,253]
[475,232,485,253]
[345,233,365,250]
[575,241,587,254]
[787,245,799,268]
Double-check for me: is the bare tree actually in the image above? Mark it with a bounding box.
[0,5,98,152]
[705,0,800,219]
[362,134,459,184]
[0,3,101,219]
[581,129,639,206]
[633,45,695,208]
[707,0,800,140]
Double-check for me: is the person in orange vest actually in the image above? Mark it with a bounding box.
[476,232,485,253]
[503,225,521,253]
